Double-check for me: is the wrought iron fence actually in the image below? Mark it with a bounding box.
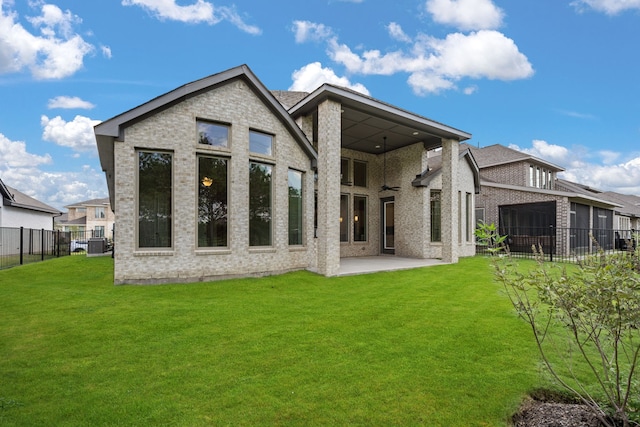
[476,226,637,262]
[0,227,72,270]
[66,229,114,254]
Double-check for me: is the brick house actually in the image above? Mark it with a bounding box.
[468,144,622,253]
[94,65,478,284]
[55,197,115,240]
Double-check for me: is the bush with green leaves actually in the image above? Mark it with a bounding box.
[476,222,640,427]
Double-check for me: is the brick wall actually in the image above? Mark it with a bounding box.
[113,79,315,284]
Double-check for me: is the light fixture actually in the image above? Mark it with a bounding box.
[339,217,343,223]
[413,131,419,136]
[354,215,359,222]
[201,176,213,187]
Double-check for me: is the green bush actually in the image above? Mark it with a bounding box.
[478,222,640,427]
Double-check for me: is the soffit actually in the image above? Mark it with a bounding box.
[290,84,471,155]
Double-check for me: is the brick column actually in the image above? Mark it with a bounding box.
[316,99,341,276]
[441,138,459,263]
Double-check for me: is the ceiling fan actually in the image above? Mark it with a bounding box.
[380,136,400,192]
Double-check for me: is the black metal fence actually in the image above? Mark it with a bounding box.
[476,226,637,262]
[0,227,72,270]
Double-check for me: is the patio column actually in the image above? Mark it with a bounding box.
[316,99,341,276]
[441,138,459,263]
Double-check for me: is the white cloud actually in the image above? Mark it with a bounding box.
[571,0,640,14]
[510,140,570,165]
[463,85,478,95]
[41,115,101,152]
[323,29,533,95]
[511,140,640,195]
[0,2,94,79]
[425,0,504,31]
[292,20,333,43]
[387,22,412,43]
[289,62,370,95]
[101,45,112,58]
[0,132,52,168]
[122,0,261,34]
[0,132,107,209]
[48,96,95,110]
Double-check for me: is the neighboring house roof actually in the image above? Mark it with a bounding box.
[595,191,640,218]
[289,84,471,154]
[94,64,318,211]
[412,148,481,194]
[467,144,564,171]
[0,178,61,215]
[58,215,88,226]
[65,197,110,209]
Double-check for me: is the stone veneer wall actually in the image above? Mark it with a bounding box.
[113,79,315,284]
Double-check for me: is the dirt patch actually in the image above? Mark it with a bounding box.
[513,398,603,427]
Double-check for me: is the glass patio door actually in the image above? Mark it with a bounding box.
[382,198,395,254]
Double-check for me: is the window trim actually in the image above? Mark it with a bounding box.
[196,154,230,249]
[136,149,174,250]
[249,161,273,247]
[353,159,368,188]
[288,169,304,246]
[353,194,368,242]
[249,129,274,157]
[196,118,231,151]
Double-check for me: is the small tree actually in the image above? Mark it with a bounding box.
[477,222,640,427]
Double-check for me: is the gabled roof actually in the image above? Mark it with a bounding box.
[467,144,564,171]
[596,191,640,218]
[288,84,471,154]
[94,65,317,210]
[65,197,110,209]
[412,148,481,194]
[0,178,61,215]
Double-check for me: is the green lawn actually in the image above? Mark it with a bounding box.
[0,255,545,426]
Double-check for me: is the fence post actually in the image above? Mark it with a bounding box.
[549,225,554,262]
[41,228,45,261]
[19,226,24,265]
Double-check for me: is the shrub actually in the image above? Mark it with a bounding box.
[477,222,640,427]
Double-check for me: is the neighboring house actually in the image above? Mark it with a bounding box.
[468,144,623,253]
[94,64,478,284]
[0,177,60,230]
[55,197,115,240]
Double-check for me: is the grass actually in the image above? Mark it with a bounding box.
[0,255,547,426]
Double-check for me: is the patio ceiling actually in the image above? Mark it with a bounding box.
[289,84,471,154]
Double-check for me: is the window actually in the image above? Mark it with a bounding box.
[475,207,485,229]
[288,169,303,245]
[95,207,105,219]
[458,191,462,244]
[353,160,367,187]
[198,156,228,247]
[340,194,349,242]
[94,226,105,238]
[249,162,272,246]
[466,193,472,242]
[529,165,535,187]
[430,190,441,242]
[138,151,172,248]
[250,130,272,156]
[197,120,229,147]
[353,195,367,242]
[341,158,350,185]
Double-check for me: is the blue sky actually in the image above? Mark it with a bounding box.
[1,0,640,210]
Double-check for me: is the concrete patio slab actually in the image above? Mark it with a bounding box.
[337,256,447,276]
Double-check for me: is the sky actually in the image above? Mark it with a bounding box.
[1,0,640,211]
